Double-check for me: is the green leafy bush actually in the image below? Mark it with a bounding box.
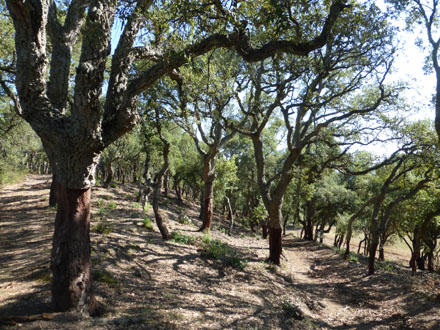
[93,220,113,234]
[142,217,154,230]
[93,270,118,285]
[201,235,247,270]
[170,231,195,244]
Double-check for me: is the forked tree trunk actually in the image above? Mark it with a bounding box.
[51,184,98,315]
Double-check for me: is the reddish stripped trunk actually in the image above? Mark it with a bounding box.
[199,197,213,231]
[50,185,98,315]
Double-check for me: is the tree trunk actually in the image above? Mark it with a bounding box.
[103,161,113,188]
[49,174,60,207]
[269,227,282,265]
[225,196,234,235]
[50,185,98,315]
[368,235,379,275]
[303,198,315,241]
[163,172,169,196]
[199,172,215,231]
[410,236,420,274]
[152,184,170,240]
[262,218,269,239]
[199,195,213,231]
[267,203,283,265]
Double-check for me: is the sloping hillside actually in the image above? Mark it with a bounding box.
[0,175,439,329]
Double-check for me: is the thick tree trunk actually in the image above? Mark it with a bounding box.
[267,203,283,265]
[410,237,420,274]
[199,196,213,231]
[49,174,60,207]
[50,185,98,315]
[103,162,113,188]
[367,236,379,275]
[199,175,215,231]
[262,219,269,239]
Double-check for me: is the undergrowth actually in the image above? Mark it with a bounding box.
[201,234,248,270]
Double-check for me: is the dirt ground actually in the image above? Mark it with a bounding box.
[1,175,440,329]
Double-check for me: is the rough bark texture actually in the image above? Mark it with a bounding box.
[268,227,283,265]
[5,0,348,314]
[199,196,213,232]
[49,174,59,207]
[50,185,96,314]
[367,238,379,276]
[303,200,315,241]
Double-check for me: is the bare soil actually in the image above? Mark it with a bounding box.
[1,175,440,329]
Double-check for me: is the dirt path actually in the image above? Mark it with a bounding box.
[1,175,439,329]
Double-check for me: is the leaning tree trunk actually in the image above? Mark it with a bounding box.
[225,196,234,235]
[51,184,98,315]
[152,181,170,240]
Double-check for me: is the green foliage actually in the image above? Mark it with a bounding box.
[93,220,113,234]
[170,231,196,244]
[106,201,117,209]
[93,270,118,285]
[29,268,52,283]
[376,260,398,273]
[142,217,154,230]
[178,214,192,225]
[281,299,304,320]
[200,234,247,270]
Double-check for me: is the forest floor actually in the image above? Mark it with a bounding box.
[1,175,440,330]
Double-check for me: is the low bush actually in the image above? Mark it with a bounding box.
[170,231,195,245]
[201,234,247,270]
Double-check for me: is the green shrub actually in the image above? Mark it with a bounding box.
[0,169,28,186]
[201,237,247,270]
[376,260,398,273]
[106,201,117,209]
[132,202,141,209]
[281,299,304,320]
[110,182,117,188]
[142,217,154,230]
[93,221,113,234]
[93,270,118,285]
[95,199,106,208]
[178,214,192,225]
[170,231,195,244]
